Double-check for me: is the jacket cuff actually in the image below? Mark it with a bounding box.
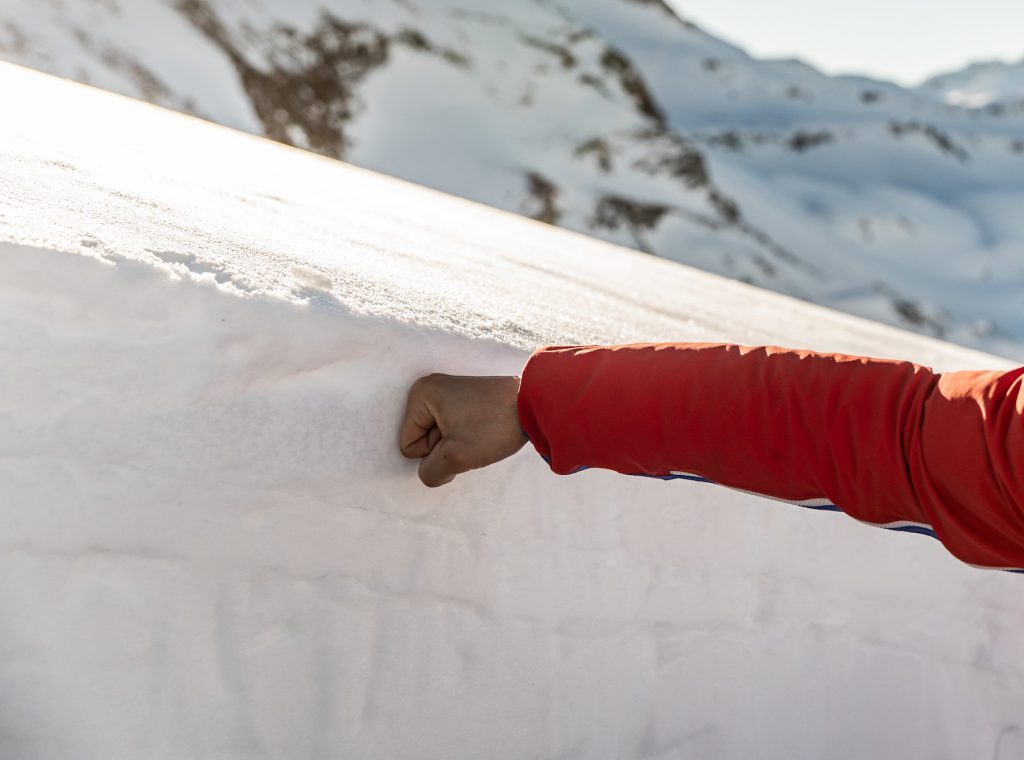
[517,347,555,465]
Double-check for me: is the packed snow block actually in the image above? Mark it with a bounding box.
[0,62,1022,760]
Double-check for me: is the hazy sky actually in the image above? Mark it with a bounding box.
[666,0,1024,85]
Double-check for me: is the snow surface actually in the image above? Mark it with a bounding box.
[1,62,1024,759]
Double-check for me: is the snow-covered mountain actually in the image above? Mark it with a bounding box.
[2,0,1023,358]
[917,57,1024,110]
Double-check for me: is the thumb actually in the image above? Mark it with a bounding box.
[418,436,466,488]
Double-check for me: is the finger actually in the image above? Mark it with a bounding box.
[418,437,464,488]
[399,382,440,458]
[402,424,442,461]
[401,424,434,459]
[427,426,442,450]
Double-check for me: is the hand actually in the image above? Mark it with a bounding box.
[399,374,528,487]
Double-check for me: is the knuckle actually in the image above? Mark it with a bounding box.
[411,373,446,399]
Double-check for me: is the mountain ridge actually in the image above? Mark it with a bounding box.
[917,56,1024,111]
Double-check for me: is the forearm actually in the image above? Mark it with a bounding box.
[517,342,1024,569]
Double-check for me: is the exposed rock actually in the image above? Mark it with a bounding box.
[176,0,467,158]
[396,28,471,68]
[705,130,744,151]
[578,72,611,97]
[619,0,698,28]
[566,29,596,45]
[520,34,575,69]
[788,130,833,152]
[590,195,669,252]
[177,0,386,156]
[894,298,940,333]
[632,127,709,188]
[630,128,814,266]
[888,120,970,163]
[740,222,816,273]
[600,46,666,125]
[752,254,776,277]
[574,137,613,173]
[874,281,946,336]
[395,27,430,50]
[709,191,740,224]
[524,171,560,225]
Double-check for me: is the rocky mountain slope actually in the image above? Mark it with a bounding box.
[2,0,1023,358]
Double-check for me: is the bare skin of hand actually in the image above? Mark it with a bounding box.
[399,374,528,487]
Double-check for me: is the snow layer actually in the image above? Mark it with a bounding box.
[1,62,1023,760]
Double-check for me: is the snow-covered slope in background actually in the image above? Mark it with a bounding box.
[2,61,1024,760]
[1,0,1023,359]
[918,58,1024,110]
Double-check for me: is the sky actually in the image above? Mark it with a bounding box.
[667,0,1024,86]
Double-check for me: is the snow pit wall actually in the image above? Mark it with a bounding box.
[1,62,1023,759]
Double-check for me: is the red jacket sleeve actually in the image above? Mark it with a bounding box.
[517,343,1024,570]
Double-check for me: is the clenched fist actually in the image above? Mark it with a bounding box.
[399,374,528,487]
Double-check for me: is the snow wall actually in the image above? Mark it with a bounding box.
[1,62,1023,760]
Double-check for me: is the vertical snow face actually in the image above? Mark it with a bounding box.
[1,1,1023,357]
[2,63,1024,760]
